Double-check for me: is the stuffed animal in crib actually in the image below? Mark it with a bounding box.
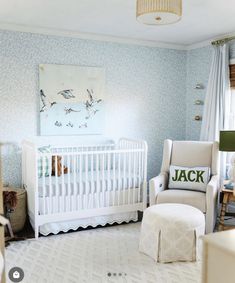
[51,156,68,176]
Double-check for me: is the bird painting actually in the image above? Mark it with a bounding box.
[79,123,88,128]
[85,109,99,120]
[66,122,74,128]
[55,121,62,127]
[64,107,81,115]
[84,89,102,119]
[57,89,75,99]
[40,89,57,112]
[39,65,105,135]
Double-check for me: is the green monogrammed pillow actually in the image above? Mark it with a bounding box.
[168,165,210,192]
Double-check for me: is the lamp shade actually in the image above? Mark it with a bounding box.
[136,0,182,25]
[219,131,235,152]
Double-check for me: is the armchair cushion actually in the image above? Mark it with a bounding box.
[156,189,206,213]
[171,141,214,170]
[168,165,210,192]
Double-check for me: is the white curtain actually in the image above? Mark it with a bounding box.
[225,87,235,179]
[200,43,232,179]
[200,44,231,142]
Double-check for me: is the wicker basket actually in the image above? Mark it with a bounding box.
[3,187,27,233]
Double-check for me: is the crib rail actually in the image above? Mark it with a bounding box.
[22,138,147,238]
[38,149,146,214]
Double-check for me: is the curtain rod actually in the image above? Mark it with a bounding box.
[211,36,235,46]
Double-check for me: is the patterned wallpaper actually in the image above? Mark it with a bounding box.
[0,30,187,187]
[185,46,213,140]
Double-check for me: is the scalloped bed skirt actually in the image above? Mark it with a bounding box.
[39,211,138,236]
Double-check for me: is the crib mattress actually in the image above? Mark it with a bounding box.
[38,170,141,197]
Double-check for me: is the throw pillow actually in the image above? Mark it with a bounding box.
[168,165,210,192]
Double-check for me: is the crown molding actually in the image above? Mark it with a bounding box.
[186,40,211,50]
[0,22,187,50]
[186,31,235,50]
[0,22,234,52]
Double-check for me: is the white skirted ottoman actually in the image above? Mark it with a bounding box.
[139,203,205,263]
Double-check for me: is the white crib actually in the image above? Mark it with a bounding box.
[22,137,148,238]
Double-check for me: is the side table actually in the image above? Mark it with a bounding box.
[218,186,235,231]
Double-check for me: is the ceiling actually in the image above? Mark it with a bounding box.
[0,0,235,48]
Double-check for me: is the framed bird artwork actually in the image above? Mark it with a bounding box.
[39,64,105,135]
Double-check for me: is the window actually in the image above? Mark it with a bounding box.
[225,64,235,178]
[230,64,235,89]
[229,64,235,129]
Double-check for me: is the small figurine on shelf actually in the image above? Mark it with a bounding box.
[194,115,202,121]
[195,83,204,89]
[194,100,204,105]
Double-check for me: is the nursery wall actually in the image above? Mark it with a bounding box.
[0,30,187,186]
[185,46,213,140]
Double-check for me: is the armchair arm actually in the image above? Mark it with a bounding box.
[205,175,219,233]
[149,172,168,206]
[206,175,219,193]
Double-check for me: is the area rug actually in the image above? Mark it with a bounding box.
[5,223,201,283]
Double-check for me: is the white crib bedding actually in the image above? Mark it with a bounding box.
[38,169,141,197]
[39,187,142,215]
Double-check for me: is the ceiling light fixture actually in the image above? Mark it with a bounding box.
[136,0,182,25]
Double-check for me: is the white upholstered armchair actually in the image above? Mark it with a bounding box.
[149,140,219,234]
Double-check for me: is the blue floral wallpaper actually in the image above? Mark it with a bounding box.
[185,46,213,140]
[0,30,187,187]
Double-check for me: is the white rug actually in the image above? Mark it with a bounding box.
[5,223,201,283]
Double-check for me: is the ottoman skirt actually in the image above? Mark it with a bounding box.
[139,203,205,263]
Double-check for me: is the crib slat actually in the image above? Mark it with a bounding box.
[96,153,100,208]
[102,153,105,207]
[128,151,131,205]
[107,153,110,206]
[91,154,94,207]
[112,153,116,207]
[118,152,121,206]
[61,156,65,212]
[133,151,136,204]
[42,156,46,215]
[85,153,89,209]
[49,155,52,214]
[79,154,82,210]
[67,155,71,211]
[73,155,77,211]
[55,156,59,213]
[123,152,126,205]
[138,150,141,203]
[141,150,145,203]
